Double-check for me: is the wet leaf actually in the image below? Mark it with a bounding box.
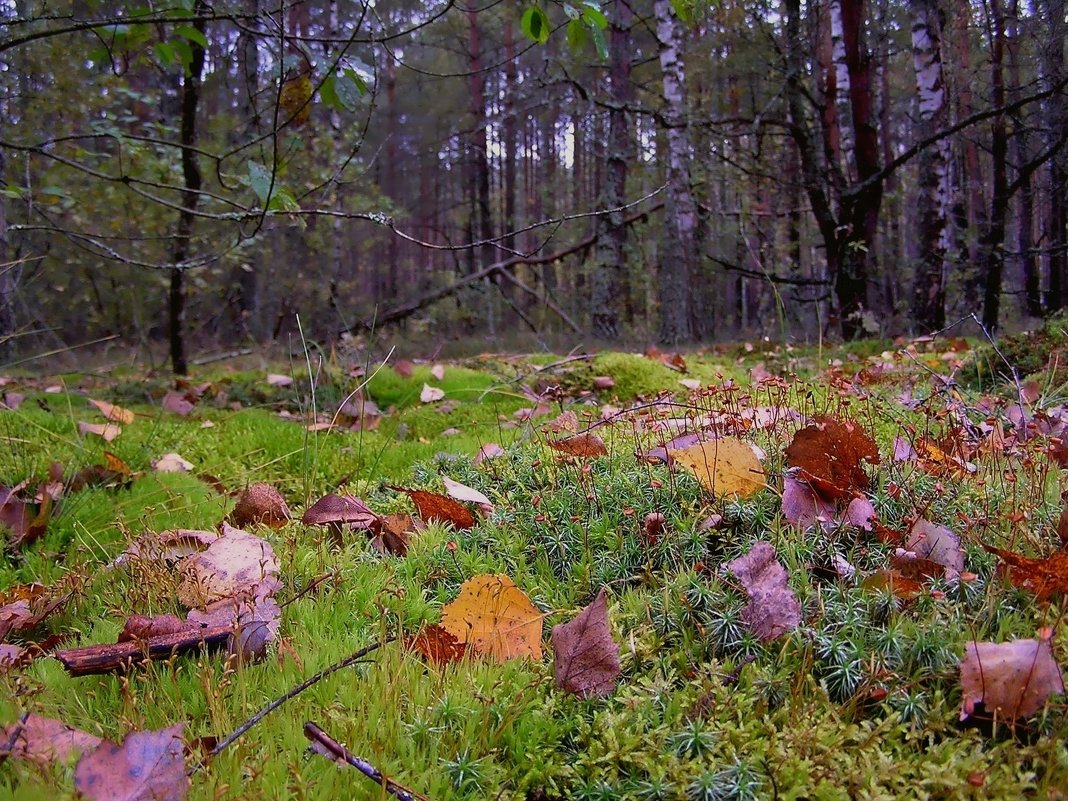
[118,614,188,642]
[369,514,413,556]
[551,589,620,698]
[74,724,188,801]
[405,624,467,666]
[781,474,834,530]
[725,541,801,641]
[671,438,766,499]
[0,714,102,767]
[983,546,1068,600]
[440,574,542,663]
[0,583,67,642]
[784,417,879,500]
[959,638,1065,722]
[905,519,964,578]
[391,486,476,530]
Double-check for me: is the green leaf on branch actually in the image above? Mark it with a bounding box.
[581,5,608,29]
[566,19,587,52]
[587,19,608,60]
[174,25,208,49]
[247,161,275,206]
[520,6,551,44]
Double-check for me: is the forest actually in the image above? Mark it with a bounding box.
[0,0,1065,372]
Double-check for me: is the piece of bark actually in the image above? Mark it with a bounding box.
[53,626,231,676]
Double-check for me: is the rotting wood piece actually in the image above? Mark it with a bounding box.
[53,625,231,676]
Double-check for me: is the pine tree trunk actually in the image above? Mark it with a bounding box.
[981,0,1009,331]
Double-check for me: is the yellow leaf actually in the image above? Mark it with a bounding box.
[280,75,312,127]
[440,574,542,663]
[670,438,765,499]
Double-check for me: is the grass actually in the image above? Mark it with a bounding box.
[1,343,1067,800]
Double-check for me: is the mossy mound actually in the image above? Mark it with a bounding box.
[962,313,1068,391]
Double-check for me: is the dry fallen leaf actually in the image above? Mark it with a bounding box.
[0,583,68,642]
[430,364,446,381]
[548,433,608,459]
[177,526,281,608]
[78,421,122,442]
[726,541,801,641]
[781,475,835,530]
[265,373,293,387]
[88,399,136,425]
[116,529,219,566]
[405,623,468,666]
[905,519,964,578]
[161,391,195,417]
[440,574,542,663]
[74,724,188,801]
[420,383,445,403]
[959,638,1065,722]
[0,714,102,767]
[369,514,413,556]
[442,476,494,514]
[784,417,879,500]
[391,486,476,530]
[671,438,766,499]
[474,443,504,464]
[551,589,621,698]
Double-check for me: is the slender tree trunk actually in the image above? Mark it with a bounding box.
[981,0,1009,331]
[949,0,985,271]
[0,134,11,361]
[1006,3,1039,316]
[654,0,696,344]
[466,8,495,329]
[910,0,951,330]
[591,3,633,339]
[1039,0,1067,309]
[502,9,519,307]
[169,2,208,375]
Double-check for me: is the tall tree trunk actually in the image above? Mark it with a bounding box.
[1007,3,1039,316]
[502,9,518,308]
[654,0,696,344]
[1039,0,1067,310]
[949,0,985,272]
[910,0,951,331]
[169,2,208,375]
[0,130,11,361]
[591,3,634,339]
[981,0,1009,331]
[466,8,495,329]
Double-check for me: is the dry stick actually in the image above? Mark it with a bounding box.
[54,625,232,676]
[304,722,430,801]
[208,638,389,760]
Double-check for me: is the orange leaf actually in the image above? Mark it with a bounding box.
[391,486,476,530]
[88,399,135,425]
[440,574,542,663]
[983,545,1068,600]
[405,624,468,666]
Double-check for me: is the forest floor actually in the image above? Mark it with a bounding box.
[0,337,1066,800]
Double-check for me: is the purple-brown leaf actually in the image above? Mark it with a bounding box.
[551,589,620,698]
[959,638,1065,722]
[74,724,188,801]
[726,541,801,642]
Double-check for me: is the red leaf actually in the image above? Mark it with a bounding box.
[405,624,468,666]
[784,417,879,500]
[391,487,476,530]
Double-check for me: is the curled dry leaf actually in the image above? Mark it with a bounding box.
[420,383,445,403]
[88,399,136,425]
[78,421,122,442]
[442,475,494,514]
[405,623,467,666]
[983,545,1068,600]
[542,410,579,434]
[551,589,621,698]
[0,583,68,642]
[0,714,102,767]
[959,638,1065,722]
[726,541,801,642]
[265,373,293,387]
[905,519,964,578]
[229,483,291,529]
[369,514,413,556]
[784,416,879,500]
[671,438,766,499]
[474,443,504,464]
[74,724,188,801]
[177,526,281,608]
[161,391,195,417]
[440,574,542,663]
[548,433,608,459]
[391,486,476,530]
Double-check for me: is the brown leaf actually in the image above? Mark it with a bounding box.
[393,360,414,378]
[405,624,467,666]
[1058,493,1068,549]
[725,542,801,642]
[302,493,379,530]
[784,417,879,500]
[369,514,413,556]
[983,546,1068,600]
[0,485,52,549]
[161,391,195,416]
[781,475,835,530]
[74,724,188,801]
[177,526,281,608]
[671,438,766,499]
[0,583,67,642]
[0,714,102,767]
[78,421,122,442]
[116,529,219,566]
[440,574,542,663]
[229,483,291,529]
[542,410,579,434]
[645,345,687,372]
[88,398,136,425]
[391,486,476,530]
[548,433,608,459]
[862,568,925,598]
[959,638,1065,722]
[551,589,621,698]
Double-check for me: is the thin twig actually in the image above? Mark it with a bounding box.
[304,722,431,801]
[207,638,389,761]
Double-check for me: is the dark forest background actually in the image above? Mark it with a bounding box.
[1,0,1065,372]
